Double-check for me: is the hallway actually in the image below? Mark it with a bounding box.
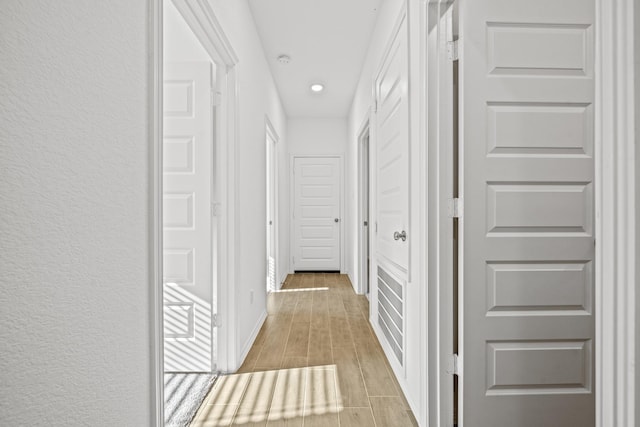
[191,273,418,426]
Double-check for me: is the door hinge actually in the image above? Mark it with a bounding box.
[447,40,459,61]
[211,90,222,107]
[448,198,463,218]
[211,202,221,217]
[447,353,460,376]
[212,313,221,328]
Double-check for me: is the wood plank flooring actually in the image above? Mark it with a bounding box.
[191,273,417,427]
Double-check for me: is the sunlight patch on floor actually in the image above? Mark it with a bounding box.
[191,365,343,426]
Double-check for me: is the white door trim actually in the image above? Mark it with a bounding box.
[424,0,637,425]
[289,154,345,273]
[150,1,163,425]
[151,1,240,424]
[265,116,280,290]
[357,111,371,295]
[424,1,456,426]
[595,0,636,424]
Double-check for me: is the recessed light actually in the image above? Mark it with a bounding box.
[277,54,291,64]
[310,84,324,92]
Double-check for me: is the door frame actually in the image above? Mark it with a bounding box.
[424,0,637,425]
[151,0,240,424]
[357,111,372,295]
[265,116,280,291]
[289,154,345,273]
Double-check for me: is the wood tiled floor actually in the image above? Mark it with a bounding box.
[191,273,418,427]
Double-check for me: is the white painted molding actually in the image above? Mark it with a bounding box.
[172,0,239,66]
[233,310,267,374]
[595,0,636,425]
[150,0,164,425]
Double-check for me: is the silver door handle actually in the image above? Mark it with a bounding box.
[334,218,339,223]
[393,230,406,241]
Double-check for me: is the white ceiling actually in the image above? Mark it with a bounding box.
[248,0,383,118]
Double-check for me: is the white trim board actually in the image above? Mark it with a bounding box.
[595,0,636,424]
[150,0,163,425]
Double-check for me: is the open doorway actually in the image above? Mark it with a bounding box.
[358,121,371,298]
[162,0,218,424]
[265,119,279,292]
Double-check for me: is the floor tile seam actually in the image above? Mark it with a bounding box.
[278,298,298,368]
[227,372,258,426]
[196,402,241,426]
[365,395,380,427]
[352,325,375,410]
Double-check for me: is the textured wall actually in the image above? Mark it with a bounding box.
[0,1,152,425]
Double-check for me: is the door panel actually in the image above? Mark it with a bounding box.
[460,0,595,425]
[293,157,341,271]
[373,15,410,370]
[163,62,214,372]
[375,16,409,277]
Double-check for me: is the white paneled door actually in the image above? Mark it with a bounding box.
[460,0,595,425]
[163,62,214,372]
[293,157,341,271]
[372,15,410,368]
[375,16,410,278]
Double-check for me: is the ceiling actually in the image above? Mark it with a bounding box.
[248,0,383,118]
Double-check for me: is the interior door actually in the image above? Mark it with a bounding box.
[163,61,214,372]
[266,132,277,291]
[293,156,341,271]
[375,16,409,277]
[459,0,595,425]
[372,14,410,369]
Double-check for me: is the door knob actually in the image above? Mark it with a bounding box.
[334,218,339,223]
[393,230,407,241]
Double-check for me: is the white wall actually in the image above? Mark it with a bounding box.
[346,0,426,424]
[207,0,288,369]
[164,0,212,63]
[288,118,348,156]
[0,1,152,425]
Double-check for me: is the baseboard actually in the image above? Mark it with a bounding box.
[236,309,267,371]
[279,271,289,290]
[347,271,359,294]
[371,317,420,421]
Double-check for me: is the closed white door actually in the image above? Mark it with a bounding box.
[460,0,595,425]
[293,157,341,271]
[375,16,409,276]
[163,62,214,372]
[372,15,410,367]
